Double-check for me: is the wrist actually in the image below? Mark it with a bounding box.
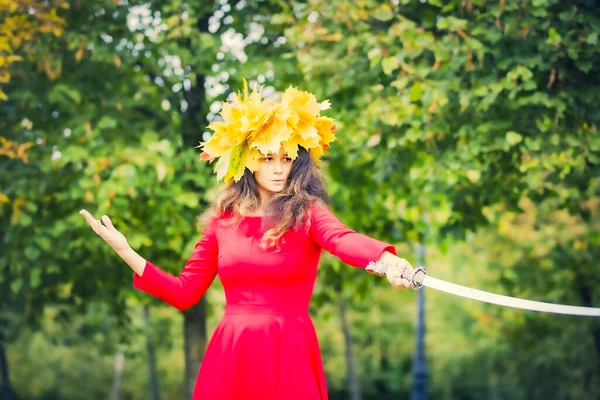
[115,245,146,276]
[114,244,132,256]
[378,251,397,264]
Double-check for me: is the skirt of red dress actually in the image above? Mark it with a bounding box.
[192,304,328,400]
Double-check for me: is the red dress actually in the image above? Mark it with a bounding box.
[133,203,396,399]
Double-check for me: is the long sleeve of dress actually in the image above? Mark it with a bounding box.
[309,204,397,268]
[133,219,218,311]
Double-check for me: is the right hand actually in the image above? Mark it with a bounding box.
[79,209,129,252]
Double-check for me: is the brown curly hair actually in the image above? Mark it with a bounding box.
[198,146,330,250]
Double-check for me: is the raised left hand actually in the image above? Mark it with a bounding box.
[79,209,130,252]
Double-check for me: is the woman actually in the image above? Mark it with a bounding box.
[79,83,414,399]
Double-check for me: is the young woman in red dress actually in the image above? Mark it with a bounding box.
[80,83,414,399]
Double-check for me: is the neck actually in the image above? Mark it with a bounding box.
[257,188,272,204]
[253,194,272,216]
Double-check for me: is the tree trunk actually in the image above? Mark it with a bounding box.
[110,351,125,400]
[339,296,361,400]
[0,340,12,400]
[179,8,211,400]
[578,281,600,366]
[183,297,208,400]
[411,243,428,400]
[144,305,161,400]
[177,5,213,399]
[487,374,499,400]
[182,11,211,150]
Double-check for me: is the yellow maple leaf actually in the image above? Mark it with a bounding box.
[200,79,337,182]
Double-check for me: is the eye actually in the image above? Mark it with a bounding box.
[284,157,293,162]
[263,157,273,161]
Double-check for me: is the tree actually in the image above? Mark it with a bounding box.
[4,0,600,398]
[1,0,301,397]
[279,0,600,397]
[1,0,217,397]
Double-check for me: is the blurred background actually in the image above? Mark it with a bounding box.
[1,0,599,399]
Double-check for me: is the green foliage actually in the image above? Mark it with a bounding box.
[287,1,600,398]
[284,0,600,239]
[8,302,186,400]
[2,0,599,399]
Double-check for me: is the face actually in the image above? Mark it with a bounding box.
[253,146,293,200]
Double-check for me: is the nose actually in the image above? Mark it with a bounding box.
[273,160,283,174]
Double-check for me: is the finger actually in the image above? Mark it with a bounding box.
[101,215,115,230]
[389,276,410,289]
[79,209,96,226]
[94,219,110,238]
[80,210,104,234]
[393,265,403,278]
[397,258,411,272]
[388,275,400,288]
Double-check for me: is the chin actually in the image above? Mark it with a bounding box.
[265,183,286,192]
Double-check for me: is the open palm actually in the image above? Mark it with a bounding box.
[79,209,129,251]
